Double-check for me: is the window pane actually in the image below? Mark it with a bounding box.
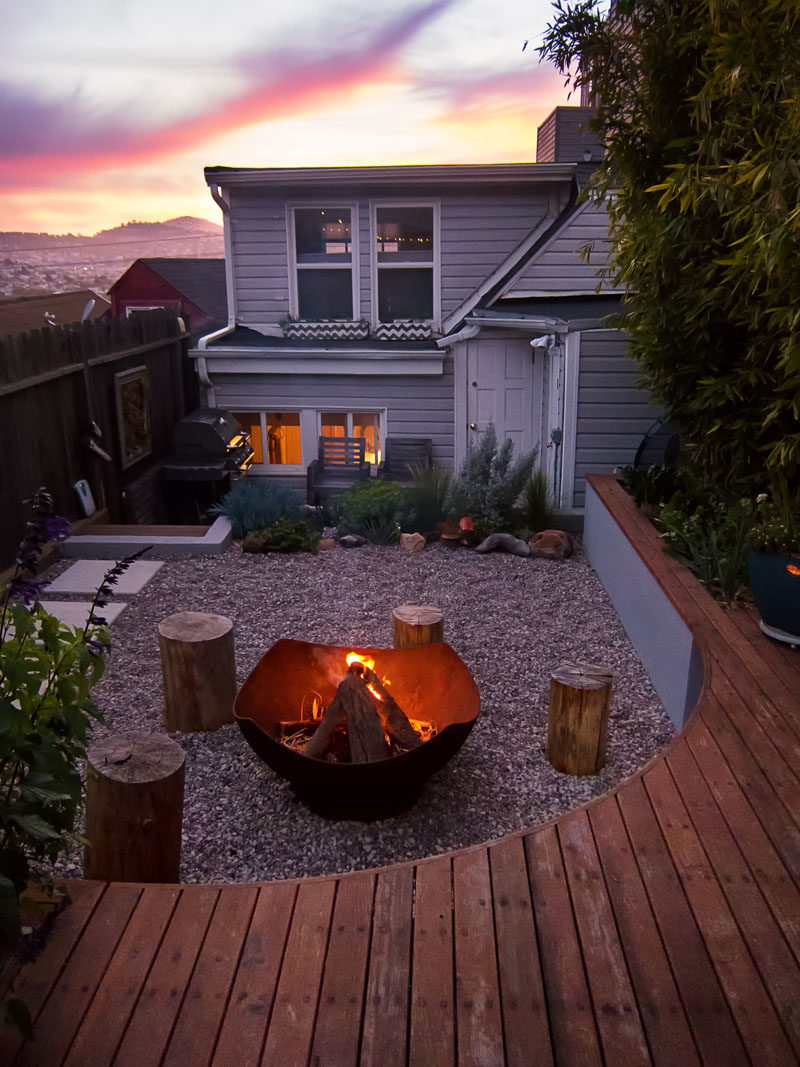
[320,413,346,437]
[376,206,433,260]
[378,268,433,321]
[353,413,381,464]
[266,412,302,465]
[295,208,351,262]
[232,412,263,464]
[297,269,353,320]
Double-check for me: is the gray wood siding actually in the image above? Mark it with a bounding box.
[211,358,455,469]
[536,112,557,163]
[508,200,614,294]
[227,186,560,328]
[572,330,662,508]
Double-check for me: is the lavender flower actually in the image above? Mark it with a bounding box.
[6,489,70,606]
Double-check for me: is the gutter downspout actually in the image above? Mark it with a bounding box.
[196,183,237,406]
[436,323,480,348]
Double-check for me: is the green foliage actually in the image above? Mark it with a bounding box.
[333,480,412,538]
[521,468,557,533]
[540,0,800,491]
[659,499,751,603]
[257,518,320,554]
[406,462,451,532]
[749,480,800,554]
[361,516,402,545]
[211,477,301,538]
[447,424,537,531]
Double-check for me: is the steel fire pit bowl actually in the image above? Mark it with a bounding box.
[235,638,480,817]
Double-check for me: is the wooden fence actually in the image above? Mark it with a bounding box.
[0,310,194,571]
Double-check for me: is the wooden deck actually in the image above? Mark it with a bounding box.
[2,472,799,1065]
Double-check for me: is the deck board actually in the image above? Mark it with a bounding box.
[3,471,800,1065]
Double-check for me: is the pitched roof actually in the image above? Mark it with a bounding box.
[114,258,227,325]
[0,290,110,337]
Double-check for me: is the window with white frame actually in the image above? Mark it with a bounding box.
[233,409,385,470]
[290,206,357,320]
[233,412,303,467]
[373,204,437,323]
[320,411,383,465]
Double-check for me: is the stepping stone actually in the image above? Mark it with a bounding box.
[46,560,163,595]
[38,601,128,628]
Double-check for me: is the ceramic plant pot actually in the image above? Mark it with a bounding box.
[748,549,800,642]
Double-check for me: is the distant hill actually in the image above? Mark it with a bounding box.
[0,217,225,299]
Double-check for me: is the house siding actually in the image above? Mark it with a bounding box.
[227,185,563,329]
[507,199,614,294]
[572,330,662,508]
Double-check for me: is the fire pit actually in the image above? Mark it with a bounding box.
[235,639,480,817]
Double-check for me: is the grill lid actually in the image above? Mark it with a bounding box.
[172,408,243,456]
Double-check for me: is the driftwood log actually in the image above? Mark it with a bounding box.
[158,611,237,732]
[547,662,613,776]
[392,605,444,648]
[84,732,185,882]
[305,670,389,763]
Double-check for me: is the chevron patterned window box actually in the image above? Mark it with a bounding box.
[282,320,370,341]
[374,320,433,342]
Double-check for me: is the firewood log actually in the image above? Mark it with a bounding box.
[304,670,389,762]
[360,666,422,749]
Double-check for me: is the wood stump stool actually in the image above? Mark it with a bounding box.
[84,732,184,882]
[392,605,444,648]
[158,611,237,732]
[547,662,613,776]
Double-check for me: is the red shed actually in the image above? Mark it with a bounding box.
[109,258,227,337]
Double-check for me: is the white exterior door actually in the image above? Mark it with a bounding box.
[464,339,536,458]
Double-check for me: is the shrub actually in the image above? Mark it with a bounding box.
[406,462,451,532]
[659,499,751,603]
[521,468,556,533]
[333,480,412,538]
[211,477,301,538]
[447,424,536,531]
[257,518,319,554]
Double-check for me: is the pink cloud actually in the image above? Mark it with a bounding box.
[0,0,456,186]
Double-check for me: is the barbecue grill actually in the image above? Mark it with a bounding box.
[162,408,254,482]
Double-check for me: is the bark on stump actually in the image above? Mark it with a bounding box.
[392,605,444,648]
[547,663,613,776]
[158,611,237,731]
[84,732,185,882]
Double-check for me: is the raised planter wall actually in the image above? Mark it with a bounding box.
[583,479,703,729]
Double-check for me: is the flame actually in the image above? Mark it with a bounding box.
[346,652,375,671]
[787,564,800,576]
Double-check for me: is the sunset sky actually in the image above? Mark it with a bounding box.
[2,0,585,235]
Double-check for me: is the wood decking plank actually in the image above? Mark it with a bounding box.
[728,605,800,688]
[16,882,142,1067]
[309,871,375,1067]
[260,878,336,1067]
[666,738,800,1055]
[452,848,505,1067]
[699,698,800,882]
[617,777,747,1067]
[558,810,651,1066]
[686,713,800,962]
[589,798,700,1067]
[0,881,105,1065]
[360,865,414,1067]
[62,885,180,1067]
[644,755,796,1064]
[524,824,603,1067]
[113,886,219,1067]
[211,881,297,1067]
[488,836,552,1067]
[162,885,258,1067]
[409,857,455,1067]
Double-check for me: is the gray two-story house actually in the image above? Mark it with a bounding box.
[192,105,662,514]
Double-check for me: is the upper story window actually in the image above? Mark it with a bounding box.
[373,203,438,325]
[290,206,357,320]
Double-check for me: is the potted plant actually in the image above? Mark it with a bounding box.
[748,480,800,645]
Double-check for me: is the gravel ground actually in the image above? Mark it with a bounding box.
[45,540,674,883]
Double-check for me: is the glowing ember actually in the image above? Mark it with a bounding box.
[787,564,800,576]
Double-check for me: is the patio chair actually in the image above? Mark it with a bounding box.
[306,435,371,505]
[377,437,434,486]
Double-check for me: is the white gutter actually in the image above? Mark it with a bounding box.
[466,313,565,334]
[436,323,480,348]
[196,184,238,405]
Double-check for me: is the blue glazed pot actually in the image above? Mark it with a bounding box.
[748,550,800,638]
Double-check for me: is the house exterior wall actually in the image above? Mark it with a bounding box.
[506,199,614,294]
[536,107,602,164]
[227,185,564,330]
[572,330,663,508]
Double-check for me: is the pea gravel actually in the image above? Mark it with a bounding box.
[46,541,674,884]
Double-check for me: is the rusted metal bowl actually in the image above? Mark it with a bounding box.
[234,638,480,817]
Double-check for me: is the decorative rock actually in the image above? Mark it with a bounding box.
[530,529,575,560]
[339,534,367,549]
[318,538,336,551]
[400,532,426,552]
[475,533,531,557]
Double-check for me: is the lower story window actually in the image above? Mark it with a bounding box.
[233,411,302,466]
[320,411,382,464]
